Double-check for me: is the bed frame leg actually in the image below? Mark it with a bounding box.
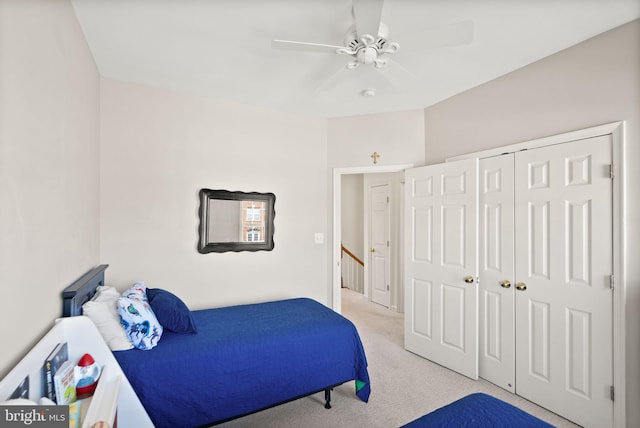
[324,388,332,409]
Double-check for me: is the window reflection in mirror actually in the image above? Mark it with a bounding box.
[198,189,275,253]
[207,199,267,243]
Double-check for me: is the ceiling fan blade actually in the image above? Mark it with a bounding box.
[377,58,419,89]
[315,65,351,92]
[405,20,474,51]
[271,39,344,54]
[352,0,384,38]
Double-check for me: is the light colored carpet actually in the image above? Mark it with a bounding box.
[218,289,580,427]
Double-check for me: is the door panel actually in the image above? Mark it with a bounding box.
[442,284,465,350]
[411,279,432,338]
[514,135,613,428]
[528,300,550,381]
[528,201,551,279]
[479,155,515,392]
[404,158,478,380]
[413,206,433,263]
[442,205,466,267]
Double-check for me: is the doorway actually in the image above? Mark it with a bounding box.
[332,164,412,314]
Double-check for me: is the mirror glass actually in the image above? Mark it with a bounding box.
[198,189,275,253]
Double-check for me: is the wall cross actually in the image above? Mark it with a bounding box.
[370,152,380,164]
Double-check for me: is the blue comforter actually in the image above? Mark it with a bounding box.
[114,298,370,427]
[400,393,554,427]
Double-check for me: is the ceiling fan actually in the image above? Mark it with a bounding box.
[271,0,474,92]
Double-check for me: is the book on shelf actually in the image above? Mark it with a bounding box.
[42,342,68,402]
[9,374,29,399]
[53,360,76,405]
[81,365,120,428]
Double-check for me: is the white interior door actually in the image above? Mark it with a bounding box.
[479,154,515,392]
[404,158,479,380]
[514,135,613,428]
[370,184,390,308]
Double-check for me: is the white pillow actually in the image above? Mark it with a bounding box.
[92,285,116,301]
[82,286,134,351]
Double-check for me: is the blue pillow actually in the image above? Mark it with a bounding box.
[147,288,197,334]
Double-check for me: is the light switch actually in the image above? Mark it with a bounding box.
[314,233,324,244]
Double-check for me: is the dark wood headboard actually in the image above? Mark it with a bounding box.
[61,264,109,317]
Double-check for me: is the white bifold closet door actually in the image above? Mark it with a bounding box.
[404,158,479,380]
[512,136,613,428]
[406,135,614,428]
[478,154,516,393]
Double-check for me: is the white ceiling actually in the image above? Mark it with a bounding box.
[70,0,640,118]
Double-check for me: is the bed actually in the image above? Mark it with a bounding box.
[61,265,370,427]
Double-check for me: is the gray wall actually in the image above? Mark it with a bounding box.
[424,18,640,426]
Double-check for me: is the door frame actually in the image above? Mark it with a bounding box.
[449,121,626,428]
[332,164,413,314]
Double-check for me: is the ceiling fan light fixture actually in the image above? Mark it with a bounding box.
[381,41,400,54]
[358,46,378,65]
[359,34,376,46]
[374,58,387,68]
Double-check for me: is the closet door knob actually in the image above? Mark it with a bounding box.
[464,275,475,284]
[500,280,511,288]
[515,282,527,291]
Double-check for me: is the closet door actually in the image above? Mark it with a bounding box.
[404,159,479,379]
[514,135,613,428]
[479,155,515,392]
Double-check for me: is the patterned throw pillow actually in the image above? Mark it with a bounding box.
[117,283,163,350]
[121,282,147,301]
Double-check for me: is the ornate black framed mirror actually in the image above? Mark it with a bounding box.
[198,189,275,253]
